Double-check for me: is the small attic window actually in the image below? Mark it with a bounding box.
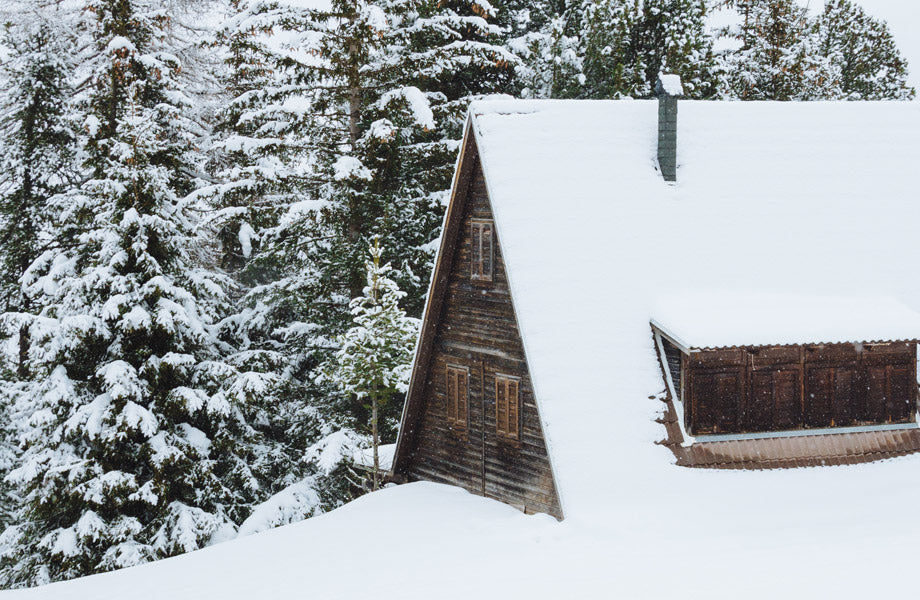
[471,219,493,282]
[495,374,520,440]
[446,365,469,430]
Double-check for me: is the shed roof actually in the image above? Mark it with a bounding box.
[651,294,920,351]
[463,98,920,517]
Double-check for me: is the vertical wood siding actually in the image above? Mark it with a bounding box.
[401,160,562,519]
[686,342,917,436]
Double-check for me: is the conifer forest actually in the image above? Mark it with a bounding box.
[0,0,911,588]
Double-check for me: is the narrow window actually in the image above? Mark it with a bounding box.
[471,219,493,282]
[495,374,520,440]
[446,365,469,430]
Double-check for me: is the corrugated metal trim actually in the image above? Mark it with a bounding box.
[650,321,920,353]
[658,394,920,470]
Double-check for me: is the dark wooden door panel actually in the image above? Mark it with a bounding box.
[866,366,889,423]
[833,367,857,426]
[773,369,801,430]
[691,369,743,434]
[747,371,774,431]
[887,365,912,422]
[714,373,741,431]
[691,372,716,434]
[805,368,834,428]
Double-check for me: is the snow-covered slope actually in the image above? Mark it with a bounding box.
[17,99,920,599]
[12,466,920,600]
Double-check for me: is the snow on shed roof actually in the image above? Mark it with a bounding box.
[467,98,920,517]
[651,294,920,351]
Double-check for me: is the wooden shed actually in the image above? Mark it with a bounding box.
[652,295,920,468]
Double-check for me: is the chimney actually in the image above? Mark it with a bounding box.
[656,73,682,183]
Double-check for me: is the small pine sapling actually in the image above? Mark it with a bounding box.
[330,238,419,490]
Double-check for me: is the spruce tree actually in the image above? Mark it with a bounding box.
[211,0,515,448]
[718,0,838,100]
[637,0,718,98]
[0,0,80,565]
[0,16,77,378]
[0,0,257,585]
[813,0,915,100]
[578,0,647,98]
[327,238,418,490]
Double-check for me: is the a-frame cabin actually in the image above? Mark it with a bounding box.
[390,128,563,519]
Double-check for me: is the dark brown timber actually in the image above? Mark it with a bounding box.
[655,331,918,437]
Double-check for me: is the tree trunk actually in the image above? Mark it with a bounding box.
[17,322,30,380]
[371,382,379,491]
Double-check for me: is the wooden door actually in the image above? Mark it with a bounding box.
[805,365,863,428]
[690,369,743,434]
[749,368,801,431]
[866,364,914,424]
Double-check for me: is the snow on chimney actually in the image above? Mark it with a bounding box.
[656,73,682,183]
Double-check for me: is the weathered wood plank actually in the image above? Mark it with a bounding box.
[397,150,562,519]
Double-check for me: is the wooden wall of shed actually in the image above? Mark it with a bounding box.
[685,342,918,436]
[402,160,562,519]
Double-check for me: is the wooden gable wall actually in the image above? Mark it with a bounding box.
[392,133,562,519]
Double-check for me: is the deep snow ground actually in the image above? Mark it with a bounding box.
[9,451,920,600]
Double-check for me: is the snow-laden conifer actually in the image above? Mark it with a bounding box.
[0,7,79,378]
[813,0,915,100]
[326,238,418,490]
[717,0,838,100]
[0,0,250,586]
[637,0,718,98]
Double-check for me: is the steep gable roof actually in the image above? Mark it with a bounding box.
[399,98,920,518]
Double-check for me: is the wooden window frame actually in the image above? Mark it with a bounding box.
[470,219,494,283]
[495,373,521,441]
[446,364,469,432]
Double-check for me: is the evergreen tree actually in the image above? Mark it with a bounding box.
[0,14,78,378]
[0,0,257,585]
[813,0,915,100]
[211,0,515,447]
[327,238,418,490]
[637,0,718,98]
[0,0,80,565]
[510,11,584,99]
[718,0,838,100]
[578,0,647,98]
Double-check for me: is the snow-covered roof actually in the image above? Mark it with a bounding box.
[651,294,920,351]
[468,98,920,517]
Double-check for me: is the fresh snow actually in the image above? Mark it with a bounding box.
[17,99,920,599]
[657,73,683,96]
[652,294,920,349]
[332,156,372,182]
[353,443,395,472]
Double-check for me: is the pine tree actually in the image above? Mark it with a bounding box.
[637,0,718,98]
[0,0,80,568]
[510,11,584,99]
[0,0,261,585]
[718,0,838,100]
[0,14,78,378]
[813,0,915,100]
[211,0,515,447]
[327,238,418,490]
[577,0,647,98]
